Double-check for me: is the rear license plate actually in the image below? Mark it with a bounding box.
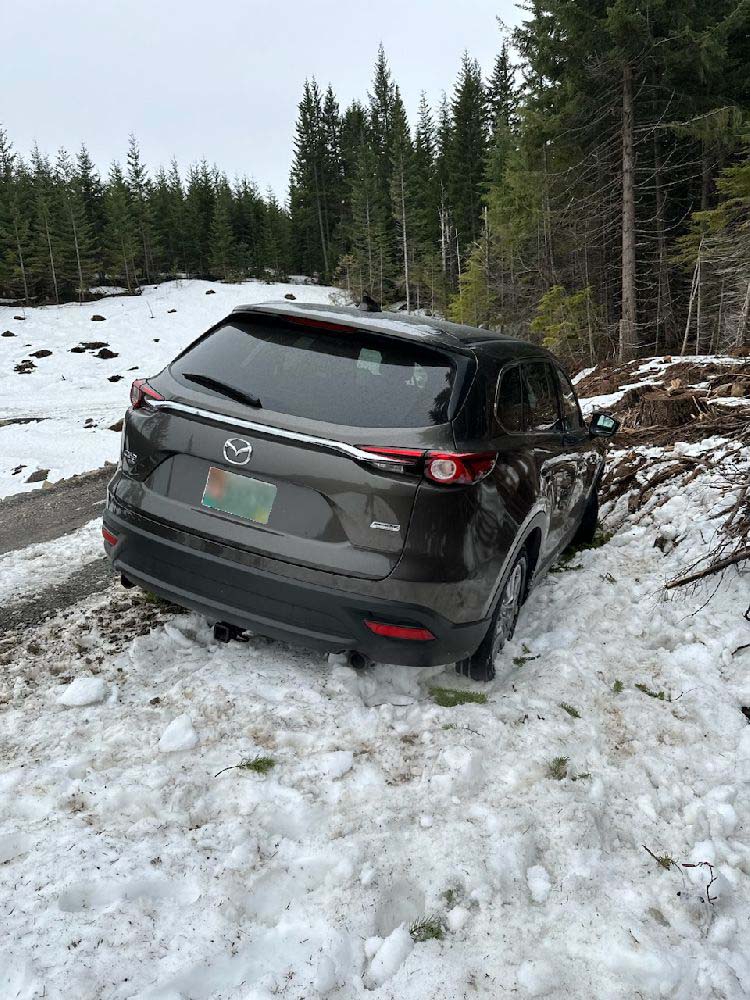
[201,466,277,525]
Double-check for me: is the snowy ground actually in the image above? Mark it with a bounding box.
[0,280,339,498]
[2,437,749,997]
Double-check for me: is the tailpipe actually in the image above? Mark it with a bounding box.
[346,650,372,671]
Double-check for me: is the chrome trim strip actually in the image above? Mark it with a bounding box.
[150,399,402,465]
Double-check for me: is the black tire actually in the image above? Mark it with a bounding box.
[572,487,599,546]
[456,551,528,683]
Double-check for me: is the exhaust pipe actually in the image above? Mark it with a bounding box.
[346,650,372,671]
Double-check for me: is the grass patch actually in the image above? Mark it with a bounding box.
[635,683,670,702]
[612,679,624,694]
[549,555,583,574]
[548,756,569,780]
[430,687,488,708]
[442,887,460,908]
[571,772,591,781]
[409,916,444,943]
[559,702,581,719]
[239,755,276,774]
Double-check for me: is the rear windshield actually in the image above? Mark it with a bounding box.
[171,320,456,427]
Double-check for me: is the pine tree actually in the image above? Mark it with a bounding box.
[447,54,488,256]
[389,88,415,309]
[55,147,98,301]
[126,134,158,281]
[103,162,139,291]
[209,178,236,280]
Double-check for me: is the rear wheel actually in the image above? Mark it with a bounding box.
[456,552,528,683]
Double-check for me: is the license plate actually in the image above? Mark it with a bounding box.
[201,467,276,524]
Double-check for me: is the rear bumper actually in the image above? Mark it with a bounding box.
[102,502,489,667]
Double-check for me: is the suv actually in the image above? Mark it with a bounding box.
[103,303,617,681]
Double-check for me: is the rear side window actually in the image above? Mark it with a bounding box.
[172,321,456,428]
[496,366,526,432]
[523,362,560,433]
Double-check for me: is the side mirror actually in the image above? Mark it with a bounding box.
[589,411,619,438]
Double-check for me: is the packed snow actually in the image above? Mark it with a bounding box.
[1,286,749,998]
[0,279,339,498]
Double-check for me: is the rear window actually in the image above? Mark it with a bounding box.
[171,320,456,428]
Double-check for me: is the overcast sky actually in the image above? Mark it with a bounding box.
[4,0,521,200]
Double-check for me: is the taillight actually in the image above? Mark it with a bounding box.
[364,620,435,641]
[359,446,496,485]
[130,379,164,409]
[102,526,118,546]
[424,452,497,485]
[359,446,425,474]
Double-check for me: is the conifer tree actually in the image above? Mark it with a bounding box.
[103,162,139,291]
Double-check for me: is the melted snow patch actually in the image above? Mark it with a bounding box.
[158,714,198,752]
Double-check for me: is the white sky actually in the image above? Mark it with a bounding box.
[4,0,521,200]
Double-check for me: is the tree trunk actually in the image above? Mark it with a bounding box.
[737,279,750,347]
[680,247,701,355]
[13,219,29,305]
[44,216,59,305]
[619,63,638,361]
[654,135,675,349]
[398,162,410,312]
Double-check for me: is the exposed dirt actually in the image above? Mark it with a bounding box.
[0,465,113,555]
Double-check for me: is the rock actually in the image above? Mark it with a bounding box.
[69,345,86,354]
[158,714,198,752]
[284,293,296,300]
[205,289,216,295]
[14,360,35,374]
[109,419,124,432]
[108,375,123,383]
[13,315,25,321]
[153,338,160,342]
[81,341,108,349]
[90,314,106,322]
[26,469,49,483]
[167,308,177,314]
[59,676,107,707]
[1,330,15,337]
[30,349,52,358]
[96,348,118,360]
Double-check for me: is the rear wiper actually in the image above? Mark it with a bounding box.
[182,373,262,409]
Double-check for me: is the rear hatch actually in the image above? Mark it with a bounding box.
[117,312,475,580]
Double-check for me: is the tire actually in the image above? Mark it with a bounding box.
[456,551,528,683]
[571,487,599,546]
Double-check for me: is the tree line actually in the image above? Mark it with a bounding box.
[289,8,750,362]
[0,132,291,303]
[2,2,749,363]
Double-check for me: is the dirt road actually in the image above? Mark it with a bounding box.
[0,467,116,631]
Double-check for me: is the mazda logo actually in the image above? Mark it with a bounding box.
[223,437,253,466]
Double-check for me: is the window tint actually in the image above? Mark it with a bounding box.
[523,362,560,433]
[554,367,585,433]
[496,366,526,432]
[172,320,456,428]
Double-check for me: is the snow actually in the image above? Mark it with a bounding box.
[2,329,750,996]
[0,279,338,498]
[58,676,107,707]
[158,714,199,752]
[0,518,103,604]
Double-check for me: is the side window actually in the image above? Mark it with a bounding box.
[496,365,526,432]
[554,367,585,434]
[523,362,560,433]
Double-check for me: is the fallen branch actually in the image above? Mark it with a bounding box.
[666,546,750,590]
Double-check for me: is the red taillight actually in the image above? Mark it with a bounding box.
[359,446,496,485]
[130,378,164,409]
[364,620,435,641]
[424,451,497,485]
[102,526,118,546]
[360,446,425,473]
